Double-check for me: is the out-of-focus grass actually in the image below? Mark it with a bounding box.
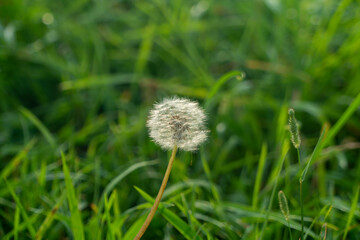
[1,0,360,239]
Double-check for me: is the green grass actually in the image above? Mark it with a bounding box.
[1,0,360,239]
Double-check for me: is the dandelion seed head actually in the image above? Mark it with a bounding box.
[147,97,208,151]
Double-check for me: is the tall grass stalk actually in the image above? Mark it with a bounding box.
[288,108,304,239]
[298,149,304,239]
[278,190,292,240]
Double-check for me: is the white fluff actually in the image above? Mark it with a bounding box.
[147,97,208,151]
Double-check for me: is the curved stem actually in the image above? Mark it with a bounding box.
[134,145,178,240]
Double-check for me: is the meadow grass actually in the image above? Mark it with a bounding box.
[1,0,360,239]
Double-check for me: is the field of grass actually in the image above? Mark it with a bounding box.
[1,0,360,239]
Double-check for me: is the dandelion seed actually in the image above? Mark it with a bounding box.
[147,97,208,151]
[288,108,301,149]
[278,190,290,221]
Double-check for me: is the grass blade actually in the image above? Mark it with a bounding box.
[206,70,244,101]
[36,192,66,240]
[252,143,267,208]
[303,204,332,240]
[2,214,39,240]
[260,141,289,239]
[60,74,135,90]
[323,92,360,147]
[342,186,360,240]
[18,107,56,148]
[0,138,37,180]
[123,215,147,240]
[61,152,85,240]
[94,160,159,238]
[301,123,329,182]
[98,160,159,214]
[304,93,360,169]
[4,179,36,238]
[14,205,20,240]
[134,186,202,240]
[104,194,115,240]
[222,201,318,238]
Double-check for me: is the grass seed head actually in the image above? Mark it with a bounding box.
[278,190,290,221]
[288,108,301,149]
[147,97,208,151]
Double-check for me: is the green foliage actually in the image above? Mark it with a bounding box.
[1,0,360,239]
[61,152,85,240]
[134,186,202,240]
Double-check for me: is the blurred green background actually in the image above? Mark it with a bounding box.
[1,0,360,239]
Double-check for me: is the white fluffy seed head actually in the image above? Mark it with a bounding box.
[147,97,208,151]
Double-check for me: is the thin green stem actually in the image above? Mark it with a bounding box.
[134,145,178,240]
[287,220,293,240]
[297,148,304,239]
[300,179,304,239]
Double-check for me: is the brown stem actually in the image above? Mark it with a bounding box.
[134,145,178,240]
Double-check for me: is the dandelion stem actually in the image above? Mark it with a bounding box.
[297,148,304,239]
[134,145,178,240]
